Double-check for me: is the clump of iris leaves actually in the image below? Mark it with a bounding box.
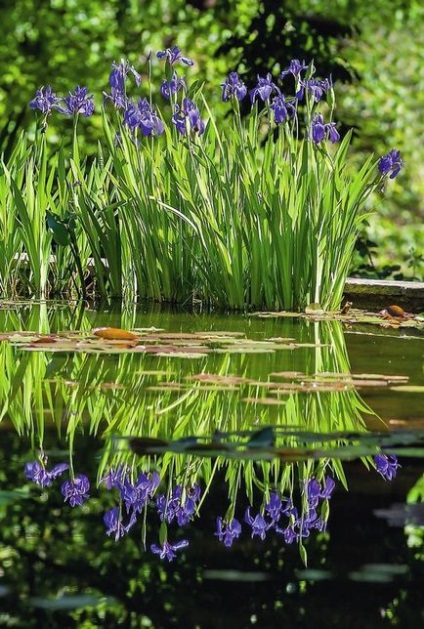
[3,45,402,310]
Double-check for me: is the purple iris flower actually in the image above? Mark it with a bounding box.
[280,59,308,80]
[326,122,340,143]
[105,59,141,110]
[25,460,69,488]
[61,474,90,507]
[157,45,194,67]
[110,59,142,90]
[57,86,94,117]
[172,98,205,135]
[311,114,340,144]
[250,73,280,103]
[29,85,59,115]
[275,523,297,544]
[311,114,326,143]
[270,94,296,124]
[245,508,268,540]
[220,72,247,102]
[150,539,189,561]
[374,453,401,480]
[378,149,403,179]
[104,507,127,541]
[215,517,242,547]
[160,71,186,100]
[297,77,332,103]
[123,98,164,137]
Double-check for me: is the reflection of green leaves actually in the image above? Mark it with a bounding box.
[159,521,168,546]
[1,303,412,569]
[0,488,29,505]
[30,594,105,610]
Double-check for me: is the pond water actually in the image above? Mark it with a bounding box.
[1,301,424,628]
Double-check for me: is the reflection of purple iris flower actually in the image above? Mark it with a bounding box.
[25,460,69,488]
[104,507,127,541]
[61,474,90,507]
[320,476,336,498]
[305,478,322,507]
[245,508,268,540]
[101,465,128,491]
[215,517,242,547]
[121,471,160,514]
[150,539,189,561]
[156,483,201,526]
[374,453,401,480]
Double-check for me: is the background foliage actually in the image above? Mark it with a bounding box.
[0,0,423,280]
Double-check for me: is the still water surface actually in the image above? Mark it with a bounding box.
[1,301,423,627]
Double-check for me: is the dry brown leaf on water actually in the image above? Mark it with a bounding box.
[30,336,58,344]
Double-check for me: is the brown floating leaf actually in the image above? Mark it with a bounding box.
[92,327,138,341]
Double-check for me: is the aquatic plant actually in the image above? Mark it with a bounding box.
[0,48,402,309]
